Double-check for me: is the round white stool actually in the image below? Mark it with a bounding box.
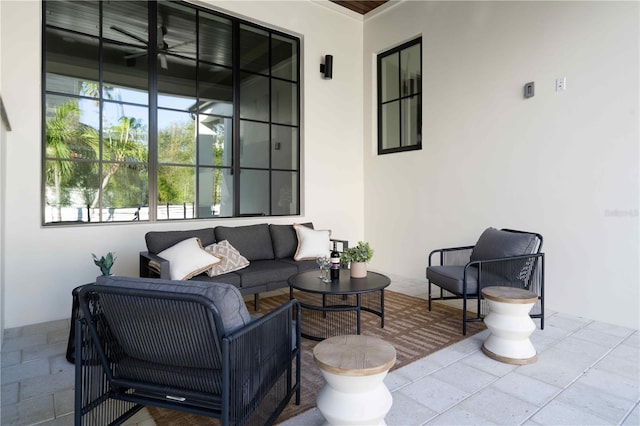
[313,335,396,425]
[481,286,538,365]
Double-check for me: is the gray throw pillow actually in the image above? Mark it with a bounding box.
[214,224,274,261]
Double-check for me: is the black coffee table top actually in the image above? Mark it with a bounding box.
[288,269,390,295]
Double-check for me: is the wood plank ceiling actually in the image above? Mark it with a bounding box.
[329,1,389,15]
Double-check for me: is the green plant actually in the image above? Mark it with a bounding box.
[340,241,374,264]
[92,252,116,276]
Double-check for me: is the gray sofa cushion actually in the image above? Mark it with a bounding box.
[277,258,317,272]
[470,228,538,261]
[234,260,298,288]
[214,224,274,261]
[270,223,313,259]
[96,275,251,333]
[145,228,216,254]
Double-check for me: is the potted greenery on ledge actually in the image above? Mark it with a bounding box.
[340,241,374,278]
[92,252,116,276]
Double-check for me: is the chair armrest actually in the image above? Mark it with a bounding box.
[428,245,475,266]
[466,252,544,267]
[139,251,170,279]
[225,299,301,356]
[223,300,301,424]
[465,252,545,294]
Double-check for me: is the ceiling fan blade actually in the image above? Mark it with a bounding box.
[167,39,194,51]
[124,51,148,60]
[110,25,148,45]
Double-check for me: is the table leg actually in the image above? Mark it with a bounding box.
[381,289,385,328]
[356,294,361,335]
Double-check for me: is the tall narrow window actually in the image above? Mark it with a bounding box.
[42,0,300,224]
[377,37,422,155]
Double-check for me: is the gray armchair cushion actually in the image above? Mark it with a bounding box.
[96,275,251,333]
[214,224,274,261]
[270,223,313,259]
[426,265,510,296]
[145,228,216,254]
[470,228,538,261]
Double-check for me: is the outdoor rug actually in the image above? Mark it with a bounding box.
[147,290,486,425]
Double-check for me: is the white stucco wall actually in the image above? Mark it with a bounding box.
[363,1,639,329]
[1,0,364,328]
[0,0,5,345]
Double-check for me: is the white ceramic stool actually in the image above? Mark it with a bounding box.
[313,335,396,425]
[481,286,539,365]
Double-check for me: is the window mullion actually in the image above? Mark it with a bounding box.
[148,1,158,221]
[194,9,200,219]
[98,1,104,222]
[232,20,241,217]
[397,51,403,148]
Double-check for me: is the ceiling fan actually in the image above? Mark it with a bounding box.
[110,24,192,69]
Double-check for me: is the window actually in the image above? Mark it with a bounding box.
[377,37,422,155]
[42,0,300,224]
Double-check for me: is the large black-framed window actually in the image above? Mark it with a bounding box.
[377,37,422,155]
[42,0,300,224]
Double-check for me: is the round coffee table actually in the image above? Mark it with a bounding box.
[314,335,396,425]
[288,269,390,341]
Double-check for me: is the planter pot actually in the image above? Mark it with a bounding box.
[350,262,367,278]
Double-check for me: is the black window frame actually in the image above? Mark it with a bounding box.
[377,37,422,155]
[41,0,301,225]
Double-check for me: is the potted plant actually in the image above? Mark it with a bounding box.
[92,252,116,276]
[340,241,374,278]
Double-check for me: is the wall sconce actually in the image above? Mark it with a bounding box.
[320,54,333,79]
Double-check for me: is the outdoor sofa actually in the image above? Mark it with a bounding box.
[139,222,347,309]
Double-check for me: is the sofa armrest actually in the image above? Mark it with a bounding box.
[139,251,170,279]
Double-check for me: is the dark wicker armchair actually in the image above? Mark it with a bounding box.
[426,228,545,335]
[74,276,300,426]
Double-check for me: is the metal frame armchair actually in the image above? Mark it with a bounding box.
[426,228,544,335]
[74,276,301,426]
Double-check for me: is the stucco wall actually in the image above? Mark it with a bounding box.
[363,1,639,329]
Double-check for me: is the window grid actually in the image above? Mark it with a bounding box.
[42,0,300,225]
[377,37,422,155]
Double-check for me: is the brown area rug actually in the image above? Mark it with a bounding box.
[147,290,485,425]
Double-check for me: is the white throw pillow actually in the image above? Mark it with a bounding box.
[293,224,331,261]
[158,237,221,280]
[205,240,250,276]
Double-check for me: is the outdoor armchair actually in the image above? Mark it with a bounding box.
[426,228,544,335]
[74,276,301,426]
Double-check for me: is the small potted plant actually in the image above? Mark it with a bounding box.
[92,252,116,276]
[340,241,374,278]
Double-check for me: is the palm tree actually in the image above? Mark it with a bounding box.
[90,115,147,210]
[45,100,81,220]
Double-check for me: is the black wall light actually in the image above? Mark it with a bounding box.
[320,55,333,79]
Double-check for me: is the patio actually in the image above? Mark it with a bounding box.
[2,276,638,425]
